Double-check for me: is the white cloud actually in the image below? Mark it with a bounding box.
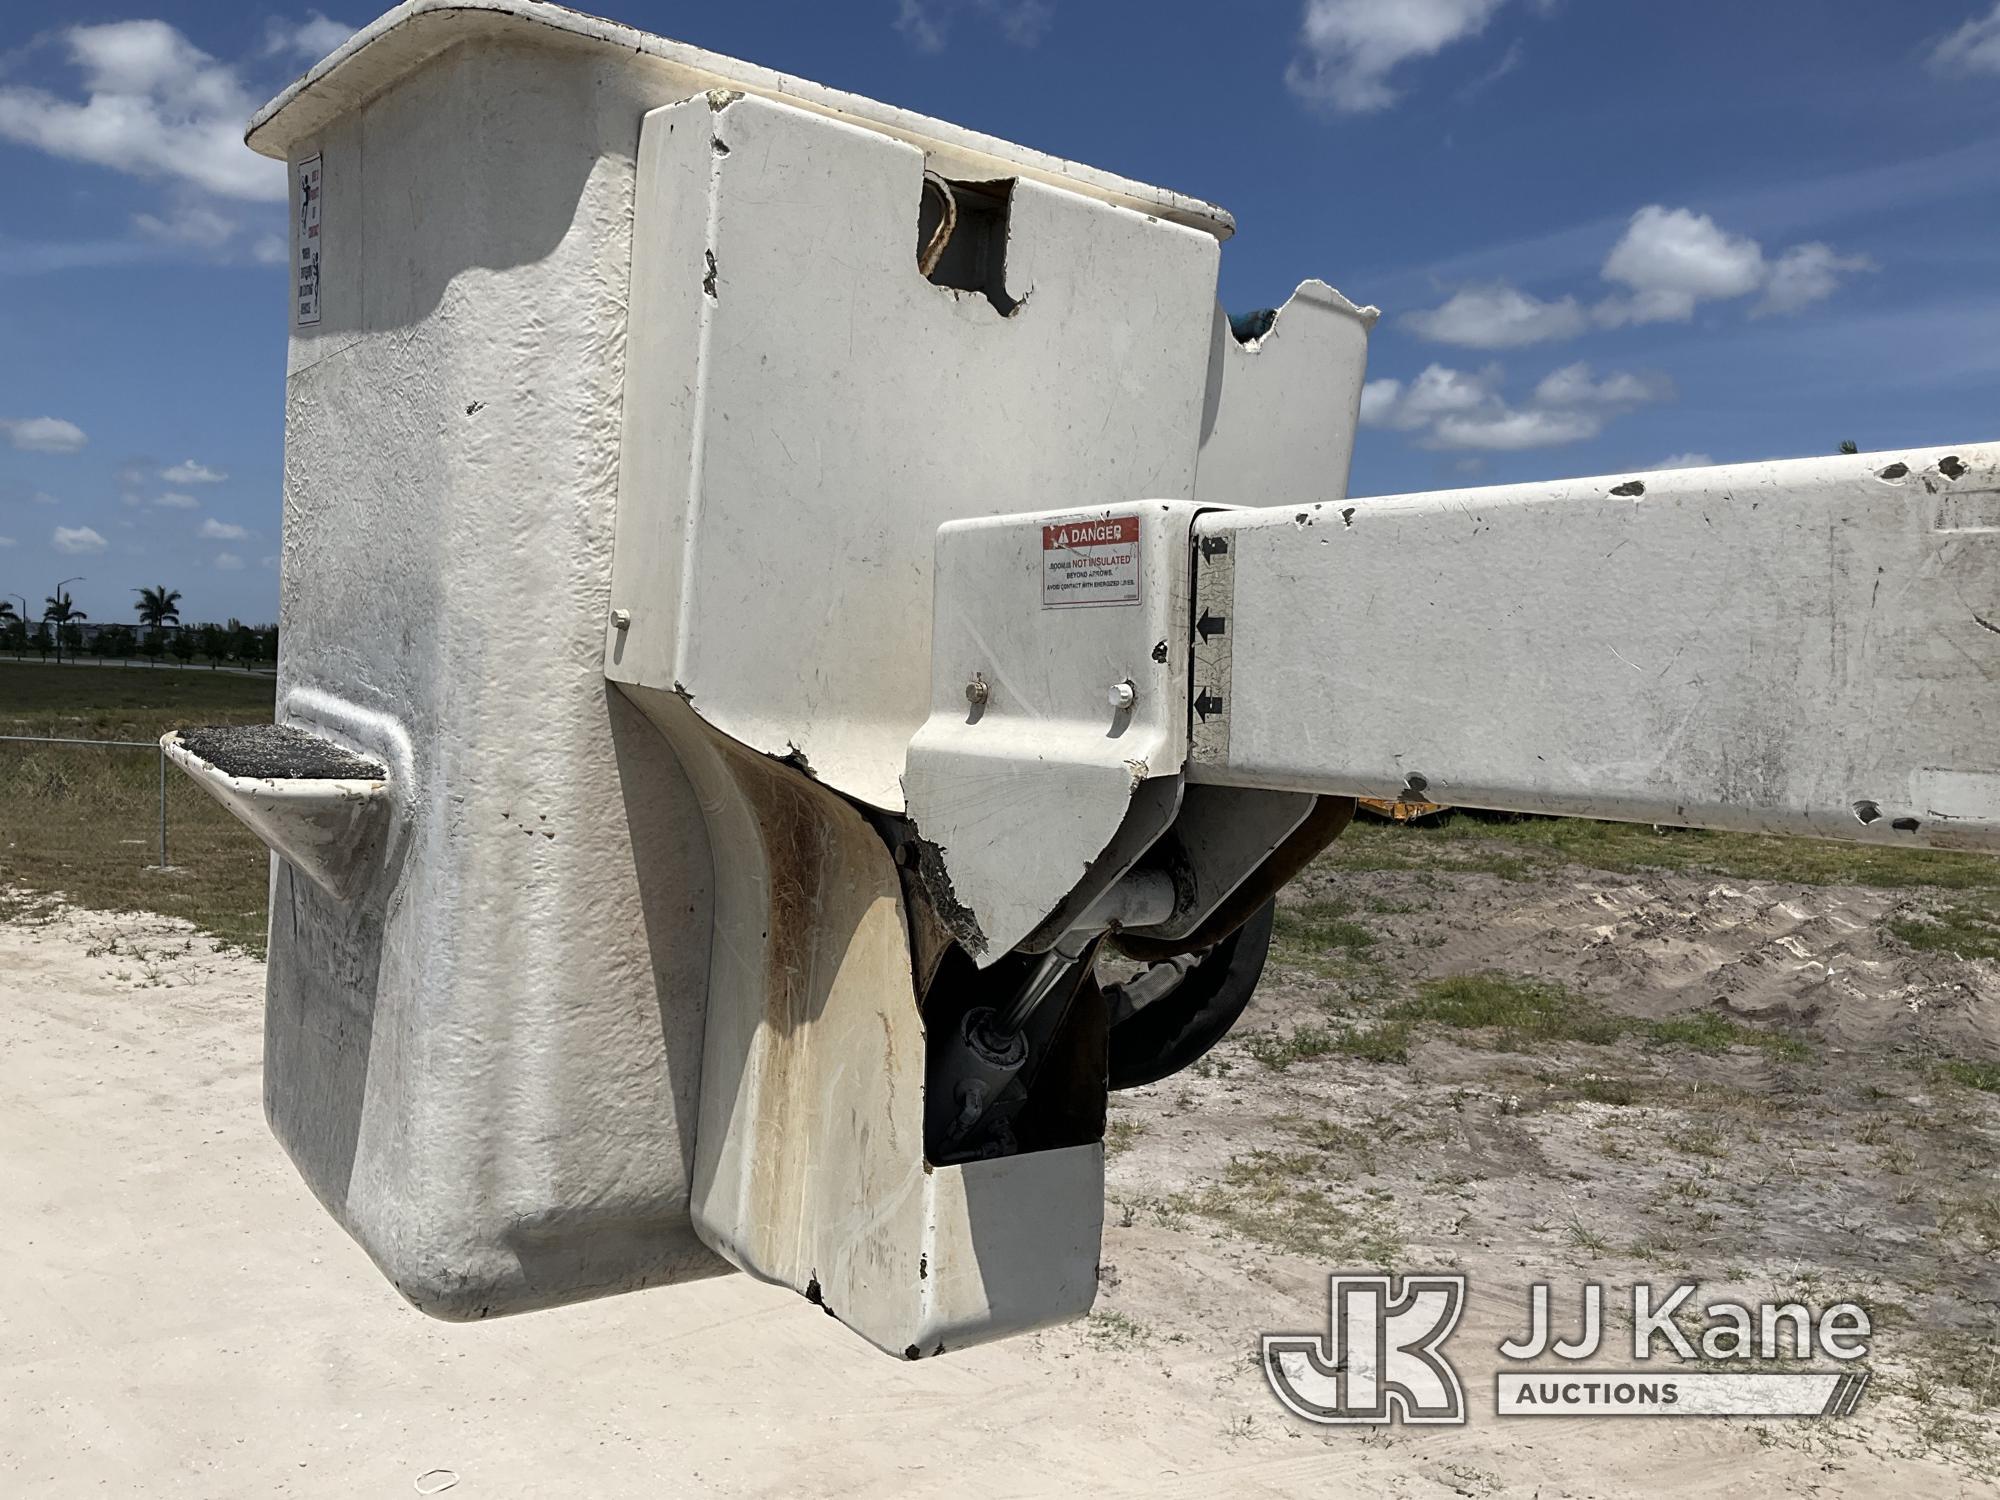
[1592,205,1872,326]
[1596,205,1765,325]
[1408,206,1875,352]
[251,233,288,265]
[31,491,59,506]
[1358,379,1402,427]
[1754,242,1877,317]
[1652,452,1714,470]
[1929,3,2000,76]
[2,416,88,453]
[263,12,357,63]
[53,524,107,554]
[1359,363,1498,430]
[154,492,199,509]
[0,535,15,548]
[1287,0,1506,112]
[163,458,227,484]
[897,0,1053,51]
[1364,359,1671,451]
[199,517,248,540]
[1405,282,1587,348]
[1530,362,1673,408]
[1430,408,1600,450]
[132,203,235,248]
[213,551,245,570]
[0,22,282,202]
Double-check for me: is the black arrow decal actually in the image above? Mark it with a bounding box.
[1199,535,1231,560]
[1194,689,1224,721]
[1196,609,1227,642]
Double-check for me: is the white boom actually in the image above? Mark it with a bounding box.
[909,447,2000,966]
[1191,448,1999,842]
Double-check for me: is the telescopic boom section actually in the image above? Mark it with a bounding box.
[1187,444,2000,851]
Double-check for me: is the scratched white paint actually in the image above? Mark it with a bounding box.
[251,0,1235,240]
[234,0,1304,1344]
[617,688,1105,1356]
[1188,446,2000,851]
[1193,280,1378,509]
[252,31,725,1319]
[604,91,1221,810]
[904,504,1202,961]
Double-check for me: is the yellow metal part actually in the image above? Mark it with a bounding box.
[1356,796,1448,823]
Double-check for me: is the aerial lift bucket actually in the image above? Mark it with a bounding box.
[167,1,2000,1360]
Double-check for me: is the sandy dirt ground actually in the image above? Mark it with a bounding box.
[2,860,1998,1497]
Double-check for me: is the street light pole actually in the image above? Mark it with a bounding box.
[52,575,83,665]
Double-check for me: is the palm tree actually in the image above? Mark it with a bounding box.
[43,589,86,665]
[135,585,182,630]
[0,598,14,625]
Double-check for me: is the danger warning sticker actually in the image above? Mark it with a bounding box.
[1042,515,1141,608]
[295,154,322,327]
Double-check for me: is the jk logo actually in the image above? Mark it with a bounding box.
[1263,1274,1467,1425]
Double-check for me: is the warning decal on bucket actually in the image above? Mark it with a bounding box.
[296,154,322,327]
[1042,514,1141,608]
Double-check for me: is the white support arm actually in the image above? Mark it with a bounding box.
[907,446,1999,967]
[1188,444,2000,850]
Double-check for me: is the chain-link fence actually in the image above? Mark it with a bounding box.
[0,734,270,949]
[0,735,170,864]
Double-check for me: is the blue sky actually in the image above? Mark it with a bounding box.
[2,0,1997,628]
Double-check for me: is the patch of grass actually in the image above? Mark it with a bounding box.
[1105,1118,1144,1158]
[1541,1068,1647,1108]
[1241,998,1412,1068]
[1665,1124,1731,1159]
[1896,1330,2000,1472]
[1388,973,1624,1050]
[1282,1117,1372,1153]
[1243,1024,1343,1071]
[1938,1194,2000,1253]
[0,658,275,738]
[1373,971,1809,1063]
[1329,1021,1412,1065]
[1939,1059,2000,1094]
[1172,1150,1405,1264]
[1314,809,2000,894]
[1641,1012,1813,1062]
[1279,1117,1380,1178]
[1930,1332,2000,1411]
[1272,898,1377,958]
[1081,1309,1152,1349]
[0,662,275,953]
[1890,901,2000,963]
[1575,1073,1640,1106]
[1562,1214,1612,1254]
[1313,820,1536,880]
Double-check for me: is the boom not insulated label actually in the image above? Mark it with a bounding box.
[1042,514,1141,608]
